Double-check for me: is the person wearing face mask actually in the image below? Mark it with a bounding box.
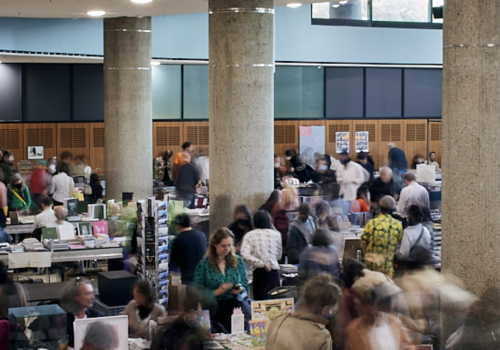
[274,154,284,190]
[228,205,254,254]
[266,273,342,350]
[285,149,315,183]
[0,150,14,186]
[46,158,58,177]
[336,150,370,203]
[7,173,31,213]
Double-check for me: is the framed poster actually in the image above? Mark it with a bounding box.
[27,146,44,160]
[355,131,369,153]
[335,132,349,154]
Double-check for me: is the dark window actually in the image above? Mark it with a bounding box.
[404,68,442,118]
[73,64,104,121]
[365,68,402,118]
[0,64,22,121]
[325,67,363,119]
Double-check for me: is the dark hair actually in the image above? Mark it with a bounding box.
[174,213,191,228]
[328,183,341,200]
[312,229,333,247]
[274,154,279,159]
[42,196,53,208]
[356,185,369,200]
[429,151,436,156]
[357,152,367,160]
[253,210,272,230]
[380,206,393,215]
[2,150,12,159]
[315,200,330,218]
[407,205,424,226]
[182,141,192,150]
[298,202,312,217]
[58,163,70,175]
[403,172,416,182]
[285,149,297,158]
[233,204,252,222]
[90,173,99,184]
[133,280,154,309]
[342,259,365,289]
[405,246,431,270]
[301,273,341,309]
[60,151,73,161]
[0,261,16,295]
[266,190,281,206]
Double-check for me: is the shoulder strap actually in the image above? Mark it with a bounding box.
[11,189,27,209]
[409,226,425,255]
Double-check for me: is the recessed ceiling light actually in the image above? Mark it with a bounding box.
[131,0,153,3]
[151,61,161,66]
[332,4,340,7]
[287,3,302,8]
[87,11,106,17]
[339,0,348,4]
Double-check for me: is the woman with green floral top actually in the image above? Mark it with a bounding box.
[194,227,249,333]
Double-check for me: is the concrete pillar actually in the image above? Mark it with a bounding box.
[208,0,275,231]
[442,2,500,295]
[104,17,152,201]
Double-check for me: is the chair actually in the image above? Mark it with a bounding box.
[32,228,43,241]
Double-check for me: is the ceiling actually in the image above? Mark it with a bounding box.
[0,0,321,18]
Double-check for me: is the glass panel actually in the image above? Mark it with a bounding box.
[373,0,430,22]
[183,65,209,119]
[432,0,443,23]
[152,65,182,120]
[274,66,324,119]
[312,1,369,20]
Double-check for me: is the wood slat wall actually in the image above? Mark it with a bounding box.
[0,120,439,174]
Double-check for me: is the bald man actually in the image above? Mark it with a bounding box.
[47,206,73,228]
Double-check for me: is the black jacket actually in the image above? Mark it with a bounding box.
[176,163,200,194]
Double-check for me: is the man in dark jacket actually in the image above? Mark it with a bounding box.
[387,143,407,175]
[287,203,316,264]
[176,153,200,209]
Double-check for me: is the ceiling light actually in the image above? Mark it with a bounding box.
[87,11,106,16]
[339,0,348,4]
[332,4,340,7]
[287,3,302,8]
[151,61,161,66]
[131,0,153,3]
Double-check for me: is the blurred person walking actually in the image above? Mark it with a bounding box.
[351,185,371,213]
[357,152,374,180]
[287,202,316,264]
[274,154,284,190]
[49,163,74,206]
[387,143,407,175]
[272,188,298,262]
[176,153,200,209]
[285,149,315,183]
[266,274,342,350]
[361,196,403,278]
[30,160,51,212]
[228,205,254,254]
[298,229,340,285]
[369,167,397,210]
[240,211,282,300]
[336,150,369,202]
[315,200,339,230]
[328,183,351,219]
[0,172,8,240]
[173,142,194,182]
[194,148,209,186]
[259,190,281,215]
[0,151,14,186]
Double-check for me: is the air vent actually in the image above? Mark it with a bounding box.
[26,128,54,148]
[406,124,426,142]
[328,124,350,143]
[156,126,180,146]
[186,126,209,146]
[355,124,376,142]
[381,124,401,142]
[274,125,296,145]
[93,128,105,148]
[431,123,442,141]
[0,129,20,150]
[61,128,86,148]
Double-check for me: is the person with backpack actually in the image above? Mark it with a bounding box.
[398,205,432,261]
[7,173,31,213]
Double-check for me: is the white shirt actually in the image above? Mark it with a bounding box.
[195,156,209,183]
[46,220,74,228]
[428,160,440,170]
[336,161,369,201]
[33,209,57,230]
[240,228,282,271]
[50,173,74,203]
[397,181,430,218]
[399,224,431,260]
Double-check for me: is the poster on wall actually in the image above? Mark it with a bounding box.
[27,146,44,160]
[335,132,349,154]
[355,131,369,153]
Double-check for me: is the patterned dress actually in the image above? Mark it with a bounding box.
[361,214,403,276]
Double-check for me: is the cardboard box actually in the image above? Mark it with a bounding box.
[167,283,186,315]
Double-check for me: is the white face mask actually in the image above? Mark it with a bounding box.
[285,157,291,161]
[319,165,328,171]
[8,156,14,162]
[274,162,280,168]
[48,164,56,173]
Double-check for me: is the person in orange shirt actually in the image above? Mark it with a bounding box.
[351,185,370,213]
[172,142,194,182]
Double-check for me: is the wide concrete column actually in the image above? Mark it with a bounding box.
[209,0,275,231]
[104,17,152,201]
[442,2,500,294]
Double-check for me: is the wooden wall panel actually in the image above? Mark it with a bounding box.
[376,120,404,170]
[404,120,427,169]
[353,121,378,169]
[274,121,299,162]
[325,120,352,160]
[153,122,183,159]
[429,122,442,166]
[0,124,23,163]
[23,123,57,161]
[182,121,209,154]
[89,123,105,174]
[56,123,90,163]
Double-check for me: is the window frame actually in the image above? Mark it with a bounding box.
[311,0,443,29]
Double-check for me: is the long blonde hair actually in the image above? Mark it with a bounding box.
[206,228,238,273]
[280,187,298,211]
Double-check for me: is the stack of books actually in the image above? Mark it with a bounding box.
[21,238,45,251]
[9,245,24,253]
[44,240,68,251]
[129,339,151,350]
